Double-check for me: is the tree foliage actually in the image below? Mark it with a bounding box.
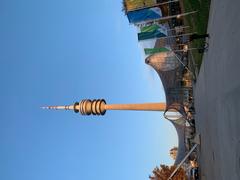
[149,165,187,180]
[122,0,127,15]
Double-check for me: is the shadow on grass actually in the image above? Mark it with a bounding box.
[183,0,211,69]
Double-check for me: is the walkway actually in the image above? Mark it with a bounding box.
[195,0,240,179]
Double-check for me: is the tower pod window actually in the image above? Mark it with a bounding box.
[164,108,183,121]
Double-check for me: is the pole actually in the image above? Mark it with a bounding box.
[174,52,194,75]
[167,26,190,32]
[168,144,198,180]
[138,32,196,42]
[168,47,203,53]
[134,11,198,25]
[156,32,196,40]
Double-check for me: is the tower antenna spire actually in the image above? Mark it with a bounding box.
[41,105,74,110]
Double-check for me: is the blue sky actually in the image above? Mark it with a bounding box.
[0,0,177,179]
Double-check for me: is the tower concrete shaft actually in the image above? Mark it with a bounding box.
[42,99,166,116]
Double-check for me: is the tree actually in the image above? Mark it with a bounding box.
[122,0,127,15]
[149,165,187,180]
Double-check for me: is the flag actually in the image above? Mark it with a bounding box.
[138,31,166,40]
[127,7,162,23]
[138,24,167,41]
[140,24,167,33]
[140,24,160,33]
[125,0,156,11]
[144,47,170,55]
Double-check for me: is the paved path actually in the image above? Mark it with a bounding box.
[195,0,240,179]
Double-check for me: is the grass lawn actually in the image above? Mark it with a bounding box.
[182,0,211,69]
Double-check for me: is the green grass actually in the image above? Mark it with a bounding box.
[183,0,211,69]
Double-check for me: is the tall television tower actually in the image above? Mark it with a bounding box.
[42,99,166,116]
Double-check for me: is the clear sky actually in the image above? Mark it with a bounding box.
[0,0,178,179]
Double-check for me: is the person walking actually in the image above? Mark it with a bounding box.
[189,33,209,42]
